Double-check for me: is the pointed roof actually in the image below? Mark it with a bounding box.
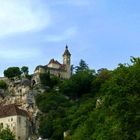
[48,59,61,65]
[63,45,71,56]
[0,104,29,118]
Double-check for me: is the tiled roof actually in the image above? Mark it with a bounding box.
[63,45,71,56]
[0,104,29,118]
[48,59,61,65]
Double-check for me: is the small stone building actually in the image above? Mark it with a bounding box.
[0,104,30,140]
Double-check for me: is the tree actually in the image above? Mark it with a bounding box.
[91,68,111,95]
[36,92,70,139]
[36,57,140,140]
[4,67,21,78]
[40,72,60,89]
[60,70,94,99]
[0,80,7,89]
[64,57,140,140]
[36,92,69,113]
[0,127,15,140]
[38,117,53,139]
[75,59,89,73]
[21,66,29,76]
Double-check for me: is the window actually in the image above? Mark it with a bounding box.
[0,123,3,128]
[11,118,13,121]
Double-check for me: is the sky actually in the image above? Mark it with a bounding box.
[0,0,140,76]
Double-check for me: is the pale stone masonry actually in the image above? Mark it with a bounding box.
[0,104,30,140]
[33,45,72,84]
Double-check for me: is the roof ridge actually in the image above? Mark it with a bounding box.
[0,104,29,118]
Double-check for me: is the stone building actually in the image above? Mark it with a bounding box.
[0,104,30,140]
[33,45,71,84]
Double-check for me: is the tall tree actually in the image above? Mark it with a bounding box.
[75,59,89,73]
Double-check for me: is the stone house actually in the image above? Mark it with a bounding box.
[33,45,71,84]
[0,104,30,140]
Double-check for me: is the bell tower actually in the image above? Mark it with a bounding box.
[63,45,71,65]
[63,45,71,78]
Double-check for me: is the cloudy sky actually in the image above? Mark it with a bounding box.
[0,0,140,76]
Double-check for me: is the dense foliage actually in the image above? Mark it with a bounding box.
[4,67,21,78]
[39,72,60,89]
[0,127,15,140]
[36,58,140,140]
[0,80,7,89]
[3,66,30,79]
[60,70,95,99]
[36,92,70,140]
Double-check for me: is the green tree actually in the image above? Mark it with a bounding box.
[4,67,21,78]
[0,127,15,140]
[36,92,69,113]
[60,70,94,99]
[38,117,53,139]
[75,59,89,73]
[65,57,140,140]
[36,57,140,140]
[36,92,70,139]
[91,68,111,95]
[21,66,29,76]
[0,80,7,89]
[40,72,60,89]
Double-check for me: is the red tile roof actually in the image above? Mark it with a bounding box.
[0,104,29,118]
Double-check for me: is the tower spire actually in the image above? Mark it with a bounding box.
[63,45,71,65]
[63,45,71,57]
[66,44,68,49]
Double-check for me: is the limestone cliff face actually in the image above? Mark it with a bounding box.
[0,77,40,137]
[0,77,39,116]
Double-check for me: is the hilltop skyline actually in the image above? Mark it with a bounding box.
[0,0,140,76]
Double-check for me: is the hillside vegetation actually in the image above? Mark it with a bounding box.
[35,58,140,140]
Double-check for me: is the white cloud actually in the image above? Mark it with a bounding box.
[0,0,51,37]
[0,47,42,60]
[44,27,77,42]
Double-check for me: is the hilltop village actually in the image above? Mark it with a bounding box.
[0,46,72,140]
[1,46,140,140]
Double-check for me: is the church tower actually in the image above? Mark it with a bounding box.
[63,45,71,65]
[63,45,71,78]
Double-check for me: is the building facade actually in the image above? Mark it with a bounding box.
[0,104,30,140]
[33,45,71,84]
